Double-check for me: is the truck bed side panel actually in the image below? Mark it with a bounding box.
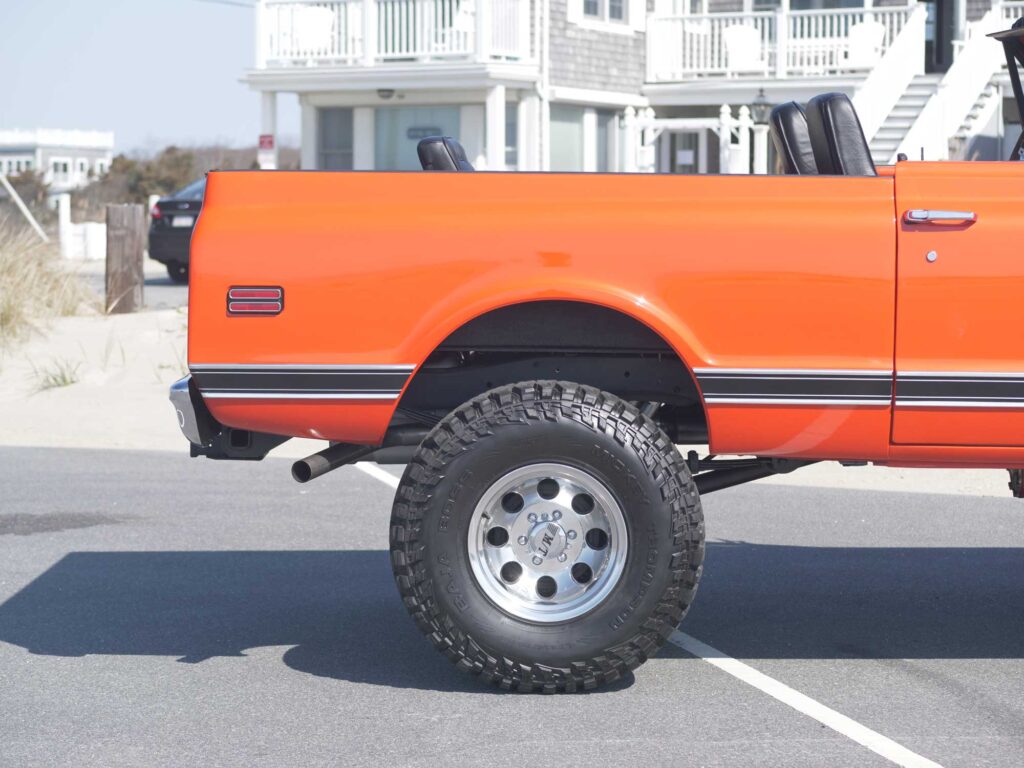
[190,171,896,459]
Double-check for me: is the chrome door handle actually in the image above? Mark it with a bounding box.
[904,209,977,224]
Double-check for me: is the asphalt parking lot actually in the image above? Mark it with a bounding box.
[3,446,1023,767]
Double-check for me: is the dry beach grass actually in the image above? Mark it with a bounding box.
[0,218,94,348]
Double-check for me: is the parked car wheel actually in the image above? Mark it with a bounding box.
[389,381,705,693]
[166,262,188,284]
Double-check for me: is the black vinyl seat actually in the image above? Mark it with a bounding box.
[769,102,817,174]
[416,136,475,171]
[805,92,877,176]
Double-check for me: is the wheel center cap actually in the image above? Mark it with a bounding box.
[528,521,567,560]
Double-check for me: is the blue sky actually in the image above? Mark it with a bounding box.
[0,0,300,153]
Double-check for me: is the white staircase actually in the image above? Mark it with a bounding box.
[953,78,1000,148]
[893,8,1006,161]
[869,74,942,164]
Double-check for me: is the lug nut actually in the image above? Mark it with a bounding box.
[528,513,538,523]
[532,556,543,565]
[567,530,577,540]
[553,510,562,520]
[517,535,528,545]
[557,553,567,562]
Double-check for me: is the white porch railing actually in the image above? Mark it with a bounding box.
[257,0,533,68]
[647,5,914,81]
[1000,0,1024,24]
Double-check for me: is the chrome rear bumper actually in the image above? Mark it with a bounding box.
[169,375,218,447]
[169,374,289,460]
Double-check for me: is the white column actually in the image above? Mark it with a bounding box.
[300,97,317,170]
[622,106,638,172]
[353,107,375,170]
[258,91,278,169]
[460,104,487,168]
[735,105,752,174]
[718,104,733,173]
[362,0,377,65]
[582,108,598,172]
[476,0,492,62]
[752,123,769,174]
[485,85,506,171]
[540,97,551,171]
[518,91,541,171]
[775,0,789,79]
[637,106,658,173]
[609,114,621,172]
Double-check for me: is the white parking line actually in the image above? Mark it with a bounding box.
[355,462,400,488]
[354,461,942,768]
[669,632,943,768]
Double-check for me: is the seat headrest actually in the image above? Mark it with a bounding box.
[416,136,475,171]
[805,92,877,176]
[769,102,817,175]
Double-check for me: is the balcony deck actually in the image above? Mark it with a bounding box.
[646,5,915,82]
[256,0,535,70]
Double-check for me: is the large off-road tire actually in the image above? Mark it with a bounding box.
[389,381,705,693]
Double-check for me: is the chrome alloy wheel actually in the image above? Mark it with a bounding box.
[467,463,628,623]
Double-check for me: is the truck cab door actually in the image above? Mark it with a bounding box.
[893,161,1024,446]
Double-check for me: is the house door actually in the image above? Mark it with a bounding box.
[375,106,461,171]
[923,0,956,72]
[892,162,1024,446]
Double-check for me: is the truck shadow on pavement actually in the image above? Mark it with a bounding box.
[0,544,1022,689]
[0,550,630,693]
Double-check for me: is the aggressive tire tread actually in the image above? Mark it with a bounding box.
[389,380,704,693]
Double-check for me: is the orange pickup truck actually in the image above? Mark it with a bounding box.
[170,29,1024,693]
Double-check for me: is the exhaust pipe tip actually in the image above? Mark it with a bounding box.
[290,442,375,483]
[291,460,314,484]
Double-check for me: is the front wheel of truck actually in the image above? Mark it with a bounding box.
[389,381,705,693]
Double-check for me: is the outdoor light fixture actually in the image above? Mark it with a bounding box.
[377,88,396,100]
[751,88,771,125]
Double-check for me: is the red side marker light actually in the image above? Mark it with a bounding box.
[227,286,283,315]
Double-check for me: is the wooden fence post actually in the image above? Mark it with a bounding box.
[105,204,145,314]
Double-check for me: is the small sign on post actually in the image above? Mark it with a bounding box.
[105,204,145,314]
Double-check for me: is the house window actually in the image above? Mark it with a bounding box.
[583,0,627,23]
[374,105,460,171]
[318,108,354,171]
[505,103,518,169]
